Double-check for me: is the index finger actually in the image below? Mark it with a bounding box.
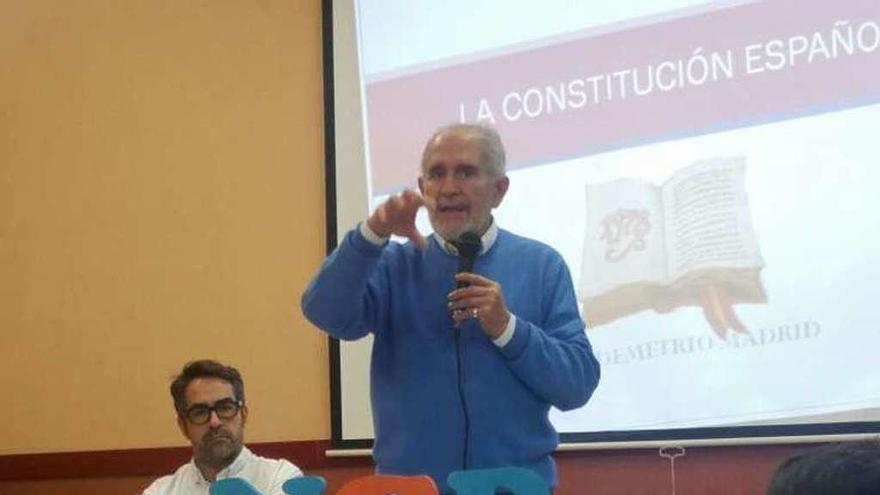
[400,189,425,211]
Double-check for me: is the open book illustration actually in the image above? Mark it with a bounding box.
[579,157,767,337]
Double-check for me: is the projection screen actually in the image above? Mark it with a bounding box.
[323,0,880,449]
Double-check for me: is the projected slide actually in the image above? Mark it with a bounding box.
[338,0,880,440]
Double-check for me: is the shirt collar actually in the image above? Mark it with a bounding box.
[191,445,253,483]
[217,446,252,478]
[437,219,498,256]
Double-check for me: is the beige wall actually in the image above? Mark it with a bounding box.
[0,0,329,454]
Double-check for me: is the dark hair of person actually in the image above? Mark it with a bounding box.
[169,359,245,416]
[767,440,880,495]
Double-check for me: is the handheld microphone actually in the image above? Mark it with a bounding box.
[453,231,482,288]
[451,232,481,462]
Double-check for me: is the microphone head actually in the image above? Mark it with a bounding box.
[454,231,482,287]
[455,231,482,258]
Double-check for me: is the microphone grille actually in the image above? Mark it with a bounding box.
[455,231,482,257]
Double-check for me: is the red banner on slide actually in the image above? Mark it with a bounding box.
[364,0,879,194]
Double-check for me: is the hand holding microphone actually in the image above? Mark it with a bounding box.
[453,231,482,288]
[448,232,510,338]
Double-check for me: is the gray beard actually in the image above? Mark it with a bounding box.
[195,435,242,473]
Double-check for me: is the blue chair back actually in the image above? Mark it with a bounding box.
[447,467,550,495]
[283,475,328,495]
[209,477,262,495]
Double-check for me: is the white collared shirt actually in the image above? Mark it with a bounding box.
[142,446,302,495]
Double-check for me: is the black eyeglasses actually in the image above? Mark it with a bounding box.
[183,398,242,425]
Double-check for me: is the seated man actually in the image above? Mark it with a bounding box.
[143,359,302,495]
[766,440,880,495]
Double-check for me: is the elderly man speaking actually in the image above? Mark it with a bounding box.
[302,123,600,492]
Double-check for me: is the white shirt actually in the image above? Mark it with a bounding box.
[142,446,302,495]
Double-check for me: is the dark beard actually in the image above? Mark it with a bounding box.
[195,431,242,471]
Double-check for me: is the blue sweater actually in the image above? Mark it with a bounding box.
[302,227,600,490]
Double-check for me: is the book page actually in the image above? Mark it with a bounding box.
[662,157,764,279]
[580,178,666,298]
